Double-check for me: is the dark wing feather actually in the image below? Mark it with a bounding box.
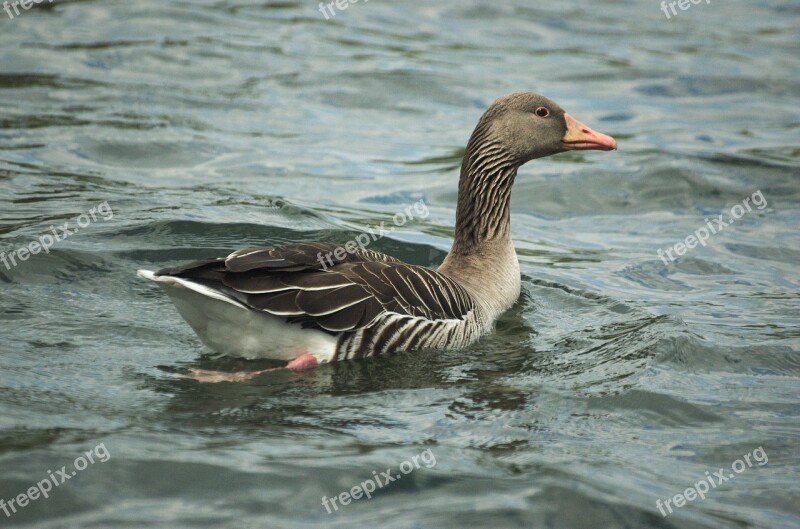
[248,290,304,315]
[294,285,371,316]
[155,243,473,334]
[223,243,402,273]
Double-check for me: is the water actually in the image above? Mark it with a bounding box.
[1,1,798,527]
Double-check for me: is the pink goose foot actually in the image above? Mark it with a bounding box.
[179,353,319,383]
[285,353,319,370]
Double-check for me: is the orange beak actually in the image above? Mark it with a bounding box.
[561,113,617,151]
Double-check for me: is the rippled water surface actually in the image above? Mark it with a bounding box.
[1,1,798,528]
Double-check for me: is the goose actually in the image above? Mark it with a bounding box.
[138,92,616,382]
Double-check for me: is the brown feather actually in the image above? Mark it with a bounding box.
[154,243,473,335]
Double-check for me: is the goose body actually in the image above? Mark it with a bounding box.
[139,92,616,372]
[138,243,486,364]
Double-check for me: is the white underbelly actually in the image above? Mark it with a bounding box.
[139,270,337,362]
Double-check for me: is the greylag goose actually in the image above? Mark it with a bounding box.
[138,92,616,381]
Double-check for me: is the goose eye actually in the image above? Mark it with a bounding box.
[535,107,550,118]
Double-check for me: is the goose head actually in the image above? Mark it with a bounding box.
[467,92,617,167]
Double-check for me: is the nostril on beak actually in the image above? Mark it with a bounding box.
[562,113,617,151]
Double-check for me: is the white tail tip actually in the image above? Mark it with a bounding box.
[137,269,158,281]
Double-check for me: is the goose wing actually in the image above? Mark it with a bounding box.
[155,243,474,333]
